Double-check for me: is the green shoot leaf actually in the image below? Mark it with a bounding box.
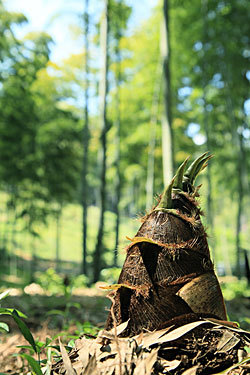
[11,310,37,354]
[0,307,27,318]
[20,354,43,375]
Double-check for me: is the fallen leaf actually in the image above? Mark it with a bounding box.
[207,319,250,335]
[83,354,98,375]
[99,320,130,339]
[134,326,173,347]
[59,338,76,375]
[153,321,211,345]
[160,358,181,371]
[217,330,240,353]
[133,348,158,375]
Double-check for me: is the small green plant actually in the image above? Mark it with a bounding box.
[74,320,100,337]
[36,268,88,296]
[36,269,89,329]
[35,268,66,295]
[0,289,73,374]
[0,290,44,373]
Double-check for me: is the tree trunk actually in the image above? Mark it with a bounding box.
[113,29,121,267]
[93,0,109,283]
[235,131,244,277]
[10,202,17,276]
[222,63,245,278]
[81,0,90,275]
[55,205,62,273]
[146,60,161,210]
[2,192,11,256]
[29,231,36,283]
[161,0,174,186]
[221,223,233,276]
[201,0,216,261]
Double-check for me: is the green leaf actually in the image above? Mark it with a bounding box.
[45,337,52,347]
[11,310,37,353]
[244,345,250,353]
[0,307,27,318]
[16,345,35,353]
[67,339,75,348]
[47,309,65,316]
[0,290,10,301]
[0,322,9,332]
[36,341,46,349]
[0,308,12,315]
[49,345,60,351]
[67,302,81,309]
[20,354,43,375]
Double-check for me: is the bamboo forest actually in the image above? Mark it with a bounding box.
[0,0,250,374]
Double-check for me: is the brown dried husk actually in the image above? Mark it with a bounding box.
[105,192,227,336]
[51,319,250,375]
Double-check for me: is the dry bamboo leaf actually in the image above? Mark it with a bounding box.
[72,361,86,375]
[217,331,240,353]
[207,319,250,335]
[83,354,99,375]
[101,358,119,375]
[98,344,117,361]
[136,332,144,346]
[181,365,199,375]
[135,326,173,347]
[237,349,246,362]
[153,320,210,345]
[206,318,239,329]
[99,320,130,340]
[78,347,89,370]
[143,348,159,374]
[133,348,158,375]
[58,338,76,375]
[77,338,100,358]
[160,359,181,371]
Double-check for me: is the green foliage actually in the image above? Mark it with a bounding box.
[35,268,88,296]
[36,268,66,295]
[75,321,100,337]
[100,267,121,284]
[0,287,102,373]
[0,289,43,371]
[0,0,250,285]
[19,354,43,375]
[221,279,250,301]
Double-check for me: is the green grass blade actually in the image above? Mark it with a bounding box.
[11,310,37,354]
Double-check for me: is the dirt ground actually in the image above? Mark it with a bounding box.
[0,287,249,374]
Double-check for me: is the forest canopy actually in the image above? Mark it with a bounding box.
[0,0,249,283]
